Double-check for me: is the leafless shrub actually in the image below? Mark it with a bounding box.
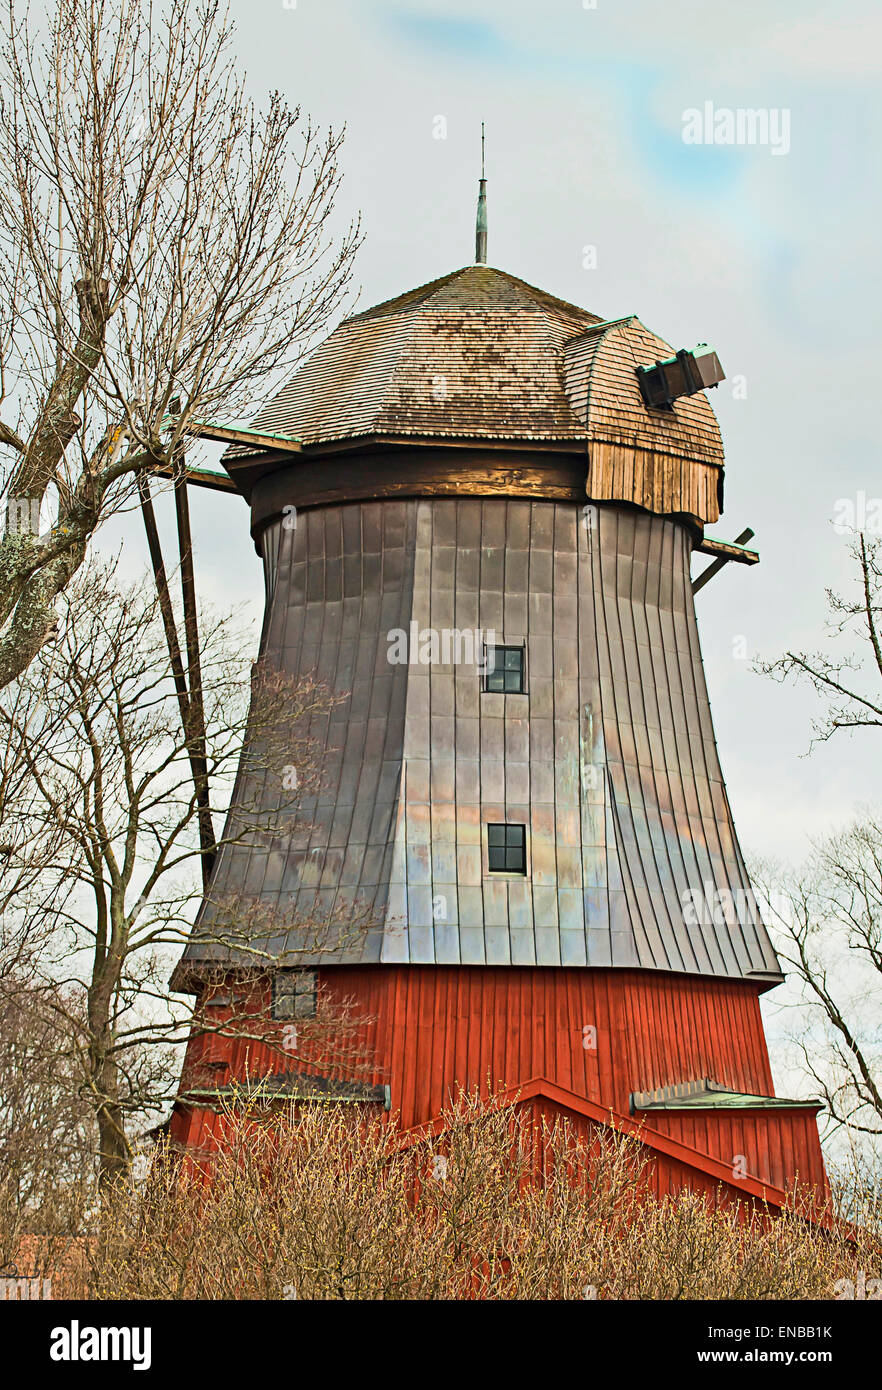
[18,1093,875,1302]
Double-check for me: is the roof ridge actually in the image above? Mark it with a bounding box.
[346,267,470,322]
[388,1077,821,1215]
[345,263,604,326]
[565,313,638,343]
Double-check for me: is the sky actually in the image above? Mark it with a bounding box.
[106,0,882,874]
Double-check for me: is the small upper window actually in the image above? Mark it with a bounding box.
[487,823,527,874]
[484,645,525,694]
[272,970,317,1020]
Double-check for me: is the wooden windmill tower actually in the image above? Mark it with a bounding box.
[167,177,828,1210]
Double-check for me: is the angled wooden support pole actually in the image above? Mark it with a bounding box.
[137,466,216,890]
[173,460,216,890]
[137,469,191,720]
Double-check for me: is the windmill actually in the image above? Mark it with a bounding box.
[162,152,828,1212]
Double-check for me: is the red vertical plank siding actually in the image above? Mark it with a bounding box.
[647,1111,828,1196]
[171,965,827,1205]
[595,973,615,1109]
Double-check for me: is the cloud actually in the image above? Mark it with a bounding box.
[763,15,882,77]
[381,8,511,63]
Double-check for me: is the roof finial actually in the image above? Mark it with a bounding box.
[475,122,487,264]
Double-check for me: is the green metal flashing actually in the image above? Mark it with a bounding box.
[574,314,637,334]
[192,422,302,444]
[630,1078,823,1115]
[162,416,302,444]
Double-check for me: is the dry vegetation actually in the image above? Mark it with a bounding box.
[6,1094,879,1302]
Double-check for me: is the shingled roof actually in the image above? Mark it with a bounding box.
[222,265,725,489]
[226,265,604,453]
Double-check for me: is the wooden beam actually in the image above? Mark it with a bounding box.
[692,528,758,594]
[183,422,302,453]
[175,466,236,493]
[147,458,236,492]
[138,466,218,889]
[696,534,759,565]
[137,471,192,725]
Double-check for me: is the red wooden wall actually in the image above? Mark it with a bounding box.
[171,966,828,1204]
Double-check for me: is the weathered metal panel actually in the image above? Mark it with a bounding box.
[182,497,781,985]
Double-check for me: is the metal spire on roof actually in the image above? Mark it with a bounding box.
[475,123,487,264]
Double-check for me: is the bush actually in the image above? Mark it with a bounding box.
[20,1094,874,1301]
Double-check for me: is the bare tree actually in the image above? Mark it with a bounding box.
[760,532,882,743]
[0,938,96,1275]
[756,532,882,1147]
[753,831,881,1141]
[49,1096,877,1302]
[0,558,371,1190]
[0,0,358,689]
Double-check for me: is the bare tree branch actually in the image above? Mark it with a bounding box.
[0,558,372,1188]
[0,0,360,689]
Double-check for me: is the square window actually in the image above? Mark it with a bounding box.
[483,645,525,694]
[272,970,317,1020]
[487,823,526,874]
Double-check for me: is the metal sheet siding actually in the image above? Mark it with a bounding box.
[182,498,780,983]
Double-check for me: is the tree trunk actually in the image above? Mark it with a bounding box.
[96,1090,129,1197]
[88,945,130,1195]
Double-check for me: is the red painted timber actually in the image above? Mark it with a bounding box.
[171,965,826,1204]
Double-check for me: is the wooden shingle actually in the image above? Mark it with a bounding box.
[223,265,726,524]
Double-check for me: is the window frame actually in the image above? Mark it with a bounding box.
[482,643,527,695]
[486,822,528,875]
[271,969,317,1021]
